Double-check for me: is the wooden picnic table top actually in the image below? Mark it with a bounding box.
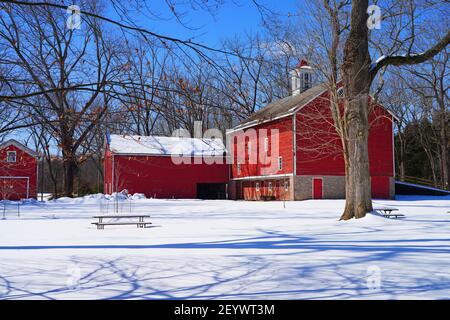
[92,214,151,219]
[377,208,399,212]
[92,222,152,225]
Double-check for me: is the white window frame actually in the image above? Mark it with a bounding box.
[255,182,260,192]
[237,162,241,175]
[247,140,251,157]
[6,151,17,163]
[268,181,273,192]
[278,156,283,170]
[264,137,269,152]
[284,181,289,192]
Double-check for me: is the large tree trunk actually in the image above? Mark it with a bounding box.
[341,94,373,220]
[45,156,59,198]
[340,0,373,220]
[63,153,77,197]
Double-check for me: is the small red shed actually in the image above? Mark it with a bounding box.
[0,139,39,200]
[104,134,229,199]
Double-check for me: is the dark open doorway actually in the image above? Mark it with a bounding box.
[196,183,227,199]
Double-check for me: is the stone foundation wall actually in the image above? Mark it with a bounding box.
[293,175,346,200]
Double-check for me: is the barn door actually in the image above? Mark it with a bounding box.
[0,177,29,200]
[312,178,323,199]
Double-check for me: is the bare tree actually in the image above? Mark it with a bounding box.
[339,0,449,219]
[0,1,122,196]
[395,39,449,189]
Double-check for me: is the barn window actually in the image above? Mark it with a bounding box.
[237,162,241,175]
[255,182,260,192]
[303,73,310,89]
[247,141,251,157]
[7,151,16,163]
[268,182,273,192]
[284,181,289,192]
[264,137,269,152]
[278,156,283,170]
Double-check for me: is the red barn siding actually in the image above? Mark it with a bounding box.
[230,117,293,179]
[296,93,394,177]
[0,145,38,200]
[296,92,345,176]
[367,106,394,176]
[104,154,229,199]
[229,89,394,200]
[371,176,390,199]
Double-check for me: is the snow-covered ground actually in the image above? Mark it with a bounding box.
[0,194,449,300]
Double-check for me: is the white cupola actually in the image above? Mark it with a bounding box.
[290,59,313,96]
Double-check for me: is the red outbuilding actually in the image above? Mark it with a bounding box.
[227,60,397,200]
[0,139,39,200]
[104,134,229,199]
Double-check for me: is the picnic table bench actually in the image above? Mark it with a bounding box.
[92,214,151,230]
[376,208,405,219]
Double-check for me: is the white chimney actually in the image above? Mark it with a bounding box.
[290,59,313,96]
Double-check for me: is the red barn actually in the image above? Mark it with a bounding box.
[0,139,39,200]
[227,61,396,200]
[104,134,229,199]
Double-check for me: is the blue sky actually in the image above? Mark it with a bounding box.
[123,0,300,48]
[10,1,302,147]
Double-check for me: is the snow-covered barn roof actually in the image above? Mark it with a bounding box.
[108,134,226,156]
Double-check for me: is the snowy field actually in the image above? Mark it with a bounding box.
[0,194,449,300]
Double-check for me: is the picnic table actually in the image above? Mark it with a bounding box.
[92,214,152,230]
[376,208,405,219]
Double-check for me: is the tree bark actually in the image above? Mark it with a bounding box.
[62,152,77,197]
[340,0,373,220]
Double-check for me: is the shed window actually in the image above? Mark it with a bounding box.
[268,182,273,192]
[7,151,16,163]
[278,156,283,170]
[237,162,241,175]
[255,182,260,192]
[284,181,289,192]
